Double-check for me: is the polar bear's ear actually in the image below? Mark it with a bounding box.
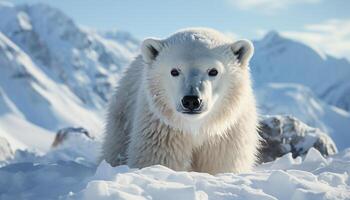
[141,38,164,63]
[230,39,254,67]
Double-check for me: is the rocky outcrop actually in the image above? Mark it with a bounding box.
[51,127,92,148]
[258,115,337,163]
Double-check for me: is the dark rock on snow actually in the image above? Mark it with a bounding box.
[258,115,337,163]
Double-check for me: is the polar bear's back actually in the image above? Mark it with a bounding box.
[102,56,144,166]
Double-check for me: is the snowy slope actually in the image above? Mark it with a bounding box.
[0,3,136,110]
[0,3,140,151]
[252,31,350,111]
[100,29,140,53]
[0,31,101,150]
[0,113,53,152]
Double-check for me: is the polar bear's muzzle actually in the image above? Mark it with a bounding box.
[181,95,203,114]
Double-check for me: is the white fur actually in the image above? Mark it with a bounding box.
[102,28,260,174]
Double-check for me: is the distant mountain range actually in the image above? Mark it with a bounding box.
[0,2,349,151]
[252,31,350,111]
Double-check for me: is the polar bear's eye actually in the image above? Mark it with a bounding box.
[208,68,218,77]
[170,69,180,77]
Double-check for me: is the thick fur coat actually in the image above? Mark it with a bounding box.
[102,28,259,174]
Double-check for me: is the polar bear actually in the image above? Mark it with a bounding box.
[102,28,260,174]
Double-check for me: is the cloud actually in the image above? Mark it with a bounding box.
[280,19,350,60]
[229,0,321,11]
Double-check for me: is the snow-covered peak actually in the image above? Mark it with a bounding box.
[0,4,140,150]
[0,3,78,36]
[0,31,102,151]
[260,30,283,44]
[255,31,327,63]
[252,32,350,111]
[0,3,138,109]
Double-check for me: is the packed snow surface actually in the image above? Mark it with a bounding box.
[0,134,349,200]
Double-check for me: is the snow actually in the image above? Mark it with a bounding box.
[16,11,32,31]
[252,31,350,111]
[0,113,53,152]
[0,2,138,136]
[0,31,101,149]
[0,3,140,152]
[0,136,349,199]
[77,149,349,200]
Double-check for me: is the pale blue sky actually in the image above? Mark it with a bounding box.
[8,0,350,59]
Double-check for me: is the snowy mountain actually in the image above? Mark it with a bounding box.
[100,30,140,53]
[0,3,137,109]
[252,31,350,111]
[0,3,139,150]
[251,32,350,150]
[0,31,99,151]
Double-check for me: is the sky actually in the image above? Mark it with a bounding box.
[7,0,350,59]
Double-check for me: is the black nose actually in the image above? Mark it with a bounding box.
[181,95,202,110]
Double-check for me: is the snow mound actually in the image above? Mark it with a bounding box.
[259,115,337,163]
[72,148,350,200]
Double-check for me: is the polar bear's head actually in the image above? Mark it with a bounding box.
[141,28,254,134]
